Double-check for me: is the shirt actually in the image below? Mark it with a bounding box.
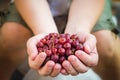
[11,0,70,16]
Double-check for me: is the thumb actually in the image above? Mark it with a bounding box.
[83,34,97,53]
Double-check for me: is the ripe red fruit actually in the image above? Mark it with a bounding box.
[59,37,66,44]
[63,43,71,49]
[58,48,65,56]
[66,49,72,56]
[40,38,46,44]
[76,43,84,50]
[44,50,52,56]
[37,42,44,48]
[51,54,59,63]
[55,43,62,49]
[37,47,43,53]
[59,56,66,64]
[36,33,84,67]
[52,48,57,54]
[72,40,79,47]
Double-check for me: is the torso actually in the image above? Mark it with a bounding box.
[11,0,70,16]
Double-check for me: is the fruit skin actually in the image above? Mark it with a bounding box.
[59,56,66,64]
[37,33,84,66]
[58,48,65,56]
[51,54,59,63]
[44,50,52,56]
[59,37,66,44]
[63,43,71,49]
[66,49,72,57]
[52,48,57,54]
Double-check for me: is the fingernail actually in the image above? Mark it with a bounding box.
[75,51,84,58]
[71,58,76,62]
[40,52,46,58]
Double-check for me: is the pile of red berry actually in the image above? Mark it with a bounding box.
[37,33,83,65]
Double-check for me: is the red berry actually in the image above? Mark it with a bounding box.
[72,40,79,47]
[59,37,66,44]
[37,47,43,53]
[52,48,57,54]
[76,43,84,50]
[58,48,65,56]
[46,40,51,45]
[59,34,65,38]
[45,35,50,40]
[65,33,70,40]
[66,49,72,56]
[43,45,49,50]
[70,34,77,39]
[55,43,62,49]
[44,50,52,56]
[63,43,71,49]
[37,42,44,48]
[59,56,66,64]
[36,33,84,66]
[40,38,46,44]
[51,54,59,63]
[54,38,59,44]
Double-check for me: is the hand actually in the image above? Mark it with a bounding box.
[61,32,98,75]
[27,34,62,77]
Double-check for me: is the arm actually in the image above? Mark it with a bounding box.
[61,0,104,75]
[15,0,61,77]
[65,0,105,33]
[15,0,58,35]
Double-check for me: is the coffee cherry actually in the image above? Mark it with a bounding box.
[58,48,65,56]
[59,37,66,44]
[36,33,84,67]
[59,56,66,64]
[63,43,71,49]
[51,54,59,63]
[66,49,72,57]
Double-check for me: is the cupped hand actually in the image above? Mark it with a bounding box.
[61,32,98,75]
[27,34,62,77]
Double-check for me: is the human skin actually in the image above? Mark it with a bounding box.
[15,0,103,77]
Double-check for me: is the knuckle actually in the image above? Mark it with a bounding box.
[29,62,39,70]
[50,74,58,77]
[88,61,97,67]
[30,65,38,70]
[71,72,78,76]
[81,70,88,73]
[79,68,89,73]
[38,71,48,76]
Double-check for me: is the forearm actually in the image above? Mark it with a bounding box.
[15,0,58,35]
[65,0,105,34]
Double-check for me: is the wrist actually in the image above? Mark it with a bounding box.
[31,26,58,35]
[33,30,58,35]
[65,24,91,34]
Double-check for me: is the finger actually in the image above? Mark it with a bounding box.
[68,55,89,73]
[38,60,55,76]
[29,52,46,69]
[75,50,98,67]
[50,63,61,77]
[83,34,97,53]
[27,38,38,60]
[27,34,46,60]
[77,33,97,53]
[62,60,78,76]
[60,69,69,75]
[77,32,88,43]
